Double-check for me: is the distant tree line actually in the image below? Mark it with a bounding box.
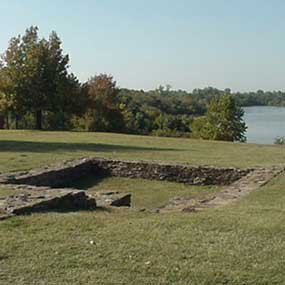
[6,26,285,142]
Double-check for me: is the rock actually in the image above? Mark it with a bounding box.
[182,207,197,213]
[91,158,253,186]
[1,158,95,187]
[93,192,131,207]
[0,157,253,188]
[156,167,285,214]
[1,157,279,218]
[0,188,96,218]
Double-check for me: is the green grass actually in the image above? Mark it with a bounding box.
[0,130,285,284]
[0,187,21,197]
[0,130,285,172]
[73,177,222,209]
[1,175,285,284]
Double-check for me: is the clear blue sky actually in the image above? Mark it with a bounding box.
[1,0,285,92]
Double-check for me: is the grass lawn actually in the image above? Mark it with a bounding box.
[1,130,285,172]
[72,177,222,210]
[0,130,285,284]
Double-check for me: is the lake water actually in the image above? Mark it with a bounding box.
[243,106,285,144]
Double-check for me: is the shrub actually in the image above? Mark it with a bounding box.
[274,136,285,145]
[191,94,247,142]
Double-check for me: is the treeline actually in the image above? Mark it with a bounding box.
[0,27,280,141]
[0,27,205,136]
[235,90,285,107]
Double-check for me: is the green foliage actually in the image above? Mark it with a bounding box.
[192,94,247,142]
[191,116,208,139]
[0,26,81,129]
[274,136,285,145]
[83,74,125,132]
[235,89,285,107]
[117,88,197,136]
[152,114,192,137]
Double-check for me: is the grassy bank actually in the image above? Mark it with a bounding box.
[1,130,285,172]
[0,131,285,284]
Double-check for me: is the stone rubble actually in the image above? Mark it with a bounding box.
[93,192,131,208]
[0,157,252,187]
[0,187,96,219]
[158,167,284,213]
[0,186,132,219]
[0,157,283,218]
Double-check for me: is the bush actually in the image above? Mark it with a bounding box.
[191,94,247,142]
[274,136,285,145]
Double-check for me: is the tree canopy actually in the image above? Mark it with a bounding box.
[192,94,247,142]
[83,74,124,132]
[0,26,79,129]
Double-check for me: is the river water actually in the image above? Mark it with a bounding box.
[243,106,285,144]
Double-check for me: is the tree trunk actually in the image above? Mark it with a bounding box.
[0,115,5,129]
[15,114,20,129]
[61,111,65,130]
[6,113,9,129]
[35,110,42,130]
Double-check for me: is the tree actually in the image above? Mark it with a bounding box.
[84,74,124,132]
[0,26,74,129]
[47,73,86,130]
[0,91,15,129]
[192,93,247,142]
[0,62,16,128]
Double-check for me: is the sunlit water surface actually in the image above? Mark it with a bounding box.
[243,106,285,144]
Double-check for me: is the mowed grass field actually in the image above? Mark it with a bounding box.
[0,130,285,284]
[1,130,285,172]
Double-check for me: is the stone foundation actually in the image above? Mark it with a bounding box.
[94,192,131,208]
[92,159,251,186]
[0,185,131,219]
[0,158,252,187]
[0,187,96,218]
[0,158,94,188]
[0,157,259,219]
[158,167,284,213]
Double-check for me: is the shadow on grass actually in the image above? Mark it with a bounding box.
[46,206,112,214]
[0,206,113,223]
[0,140,180,153]
[69,176,106,190]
